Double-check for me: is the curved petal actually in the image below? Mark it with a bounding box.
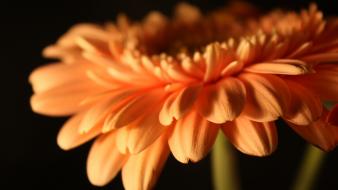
[240,73,290,122]
[87,132,127,186]
[197,77,246,124]
[104,90,164,129]
[295,64,338,101]
[283,80,322,125]
[222,117,278,156]
[170,85,201,120]
[169,110,219,163]
[122,134,169,190]
[288,110,337,151]
[57,112,101,150]
[159,92,178,126]
[30,81,101,116]
[29,63,88,93]
[115,106,166,154]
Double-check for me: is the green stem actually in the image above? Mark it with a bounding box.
[291,145,326,190]
[211,133,240,190]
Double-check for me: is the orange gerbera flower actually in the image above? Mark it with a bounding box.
[30,3,338,189]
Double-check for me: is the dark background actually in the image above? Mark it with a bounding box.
[3,0,338,189]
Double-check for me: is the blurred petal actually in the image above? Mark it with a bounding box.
[327,105,338,126]
[198,77,245,123]
[222,117,278,156]
[288,110,337,151]
[29,63,88,93]
[87,132,127,186]
[245,60,312,75]
[30,81,102,116]
[240,73,290,122]
[284,81,322,125]
[122,135,169,190]
[57,112,100,150]
[169,110,219,163]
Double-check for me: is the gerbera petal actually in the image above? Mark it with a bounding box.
[104,90,164,129]
[29,63,88,93]
[30,81,102,116]
[87,132,127,186]
[240,73,290,122]
[57,112,101,150]
[295,64,338,101]
[244,60,312,75]
[203,43,228,82]
[222,117,278,156]
[284,81,322,125]
[159,92,178,126]
[169,110,219,163]
[197,77,246,123]
[288,110,337,151]
[122,134,169,190]
[327,105,338,126]
[115,107,166,154]
[170,85,201,120]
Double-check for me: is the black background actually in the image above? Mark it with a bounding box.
[3,0,338,189]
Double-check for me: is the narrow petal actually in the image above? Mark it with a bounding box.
[159,92,178,126]
[169,110,219,163]
[197,77,246,124]
[203,43,228,82]
[222,117,278,156]
[30,81,101,116]
[57,112,100,150]
[122,134,169,190]
[288,110,337,151]
[87,132,127,186]
[245,60,312,75]
[240,73,290,122]
[284,81,322,125]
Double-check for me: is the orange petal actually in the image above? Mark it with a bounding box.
[284,81,322,125]
[29,63,88,93]
[288,110,337,151]
[240,73,290,122]
[327,105,338,126]
[197,77,246,124]
[222,117,278,156]
[87,132,127,186]
[295,64,338,101]
[203,43,228,82]
[168,110,219,163]
[104,90,164,129]
[115,107,166,154]
[122,134,169,190]
[170,85,201,120]
[244,60,312,75]
[57,112,101,150]
[159,92,178,126]
[30,81,101,116]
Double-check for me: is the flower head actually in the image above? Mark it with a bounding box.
[30,3,338,189]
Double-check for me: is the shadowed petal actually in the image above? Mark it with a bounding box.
[57,112,101,150]
[122,134,169,190]
[222,117,278,156]
[87,132,127,186]
[288,110,338,151]
[240,73,290,122]
[198,77,246,123]
[327,105,338,126]
[169,110,219,163]
[284,81,322,125]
